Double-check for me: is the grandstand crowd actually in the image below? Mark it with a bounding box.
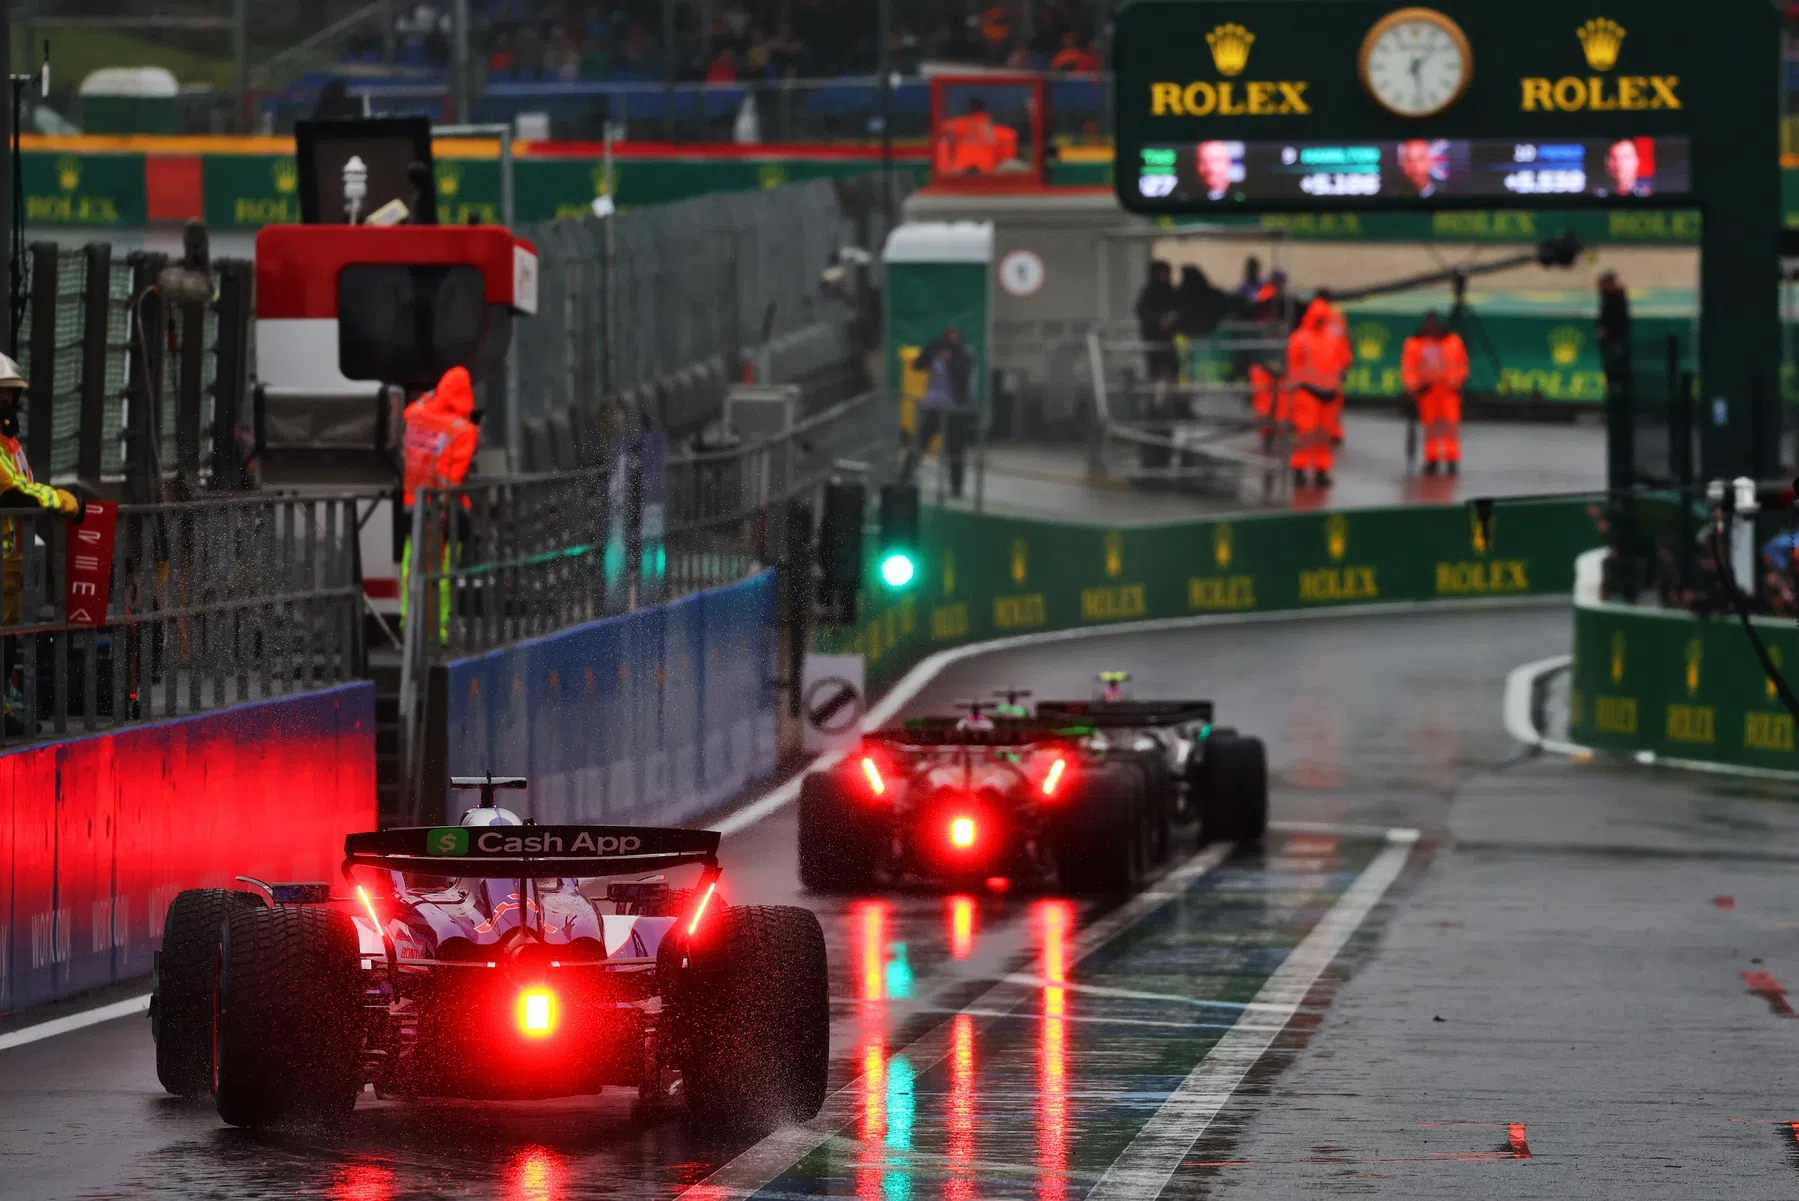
[349,0,1105,82]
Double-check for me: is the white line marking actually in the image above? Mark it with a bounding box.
[1270,818,1421,842]
[0,994,150,1052]
[1083,829,1415,1200]
[678,840,1236,1199]
[712,596,1559,837]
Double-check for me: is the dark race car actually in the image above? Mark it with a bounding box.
[149,777,828,1131]
[797,683,1268,895]
[1032,694,1269,853]
[797,707,1161,895]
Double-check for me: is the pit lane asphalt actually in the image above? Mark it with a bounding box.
[7,606,1796,1200]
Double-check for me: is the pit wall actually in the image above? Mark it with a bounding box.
[818,500,1603,690]
[0,684,376,1014]
[1568,549,1799,772]
[443,573,779,827]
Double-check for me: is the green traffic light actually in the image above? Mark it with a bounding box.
[880,552,917,589]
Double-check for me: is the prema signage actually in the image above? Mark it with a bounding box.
[63,500,119,627]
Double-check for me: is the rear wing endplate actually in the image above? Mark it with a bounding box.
[344,825,721,878]
[1033,700,1215,727]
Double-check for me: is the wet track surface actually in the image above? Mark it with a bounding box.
[8,606,1799,1199]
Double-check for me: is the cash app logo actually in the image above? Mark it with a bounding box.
[427,827,469,856]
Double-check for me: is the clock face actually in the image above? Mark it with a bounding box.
[1362,14,1470,118]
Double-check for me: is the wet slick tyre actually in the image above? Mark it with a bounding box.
[798,771,881,893]
[153,888,264,1097]
[1055,763,1151,895]
[678,905,830,1132]
[214,906,363,1129]
[1199,734,1269,844]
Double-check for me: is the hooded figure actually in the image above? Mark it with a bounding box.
[1285,302,1353,488]
[402,365,479,507]
[400,365,481,635]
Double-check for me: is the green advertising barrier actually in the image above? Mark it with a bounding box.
[1174,286,1700,405]
[14,140,1799,238]
[1569,552,1799,772]
[820,498,1602,689]
[1336,288,1695,404]
[199,151,929,230]
[23,151,147,226]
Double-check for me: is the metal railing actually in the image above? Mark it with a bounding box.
[2,493,367,750]
[1086,323,1292,504]
[397,388,898,812]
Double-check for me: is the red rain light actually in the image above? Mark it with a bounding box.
[948,896,975,959]
[1041,757,1067,797]
[949,817,977,849]
[516,987,559,1037]
[687,879,719,936]
[859,756,886,797]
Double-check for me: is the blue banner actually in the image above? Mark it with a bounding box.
[444,572,779,827]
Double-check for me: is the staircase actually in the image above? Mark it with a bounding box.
[369,650,404,824]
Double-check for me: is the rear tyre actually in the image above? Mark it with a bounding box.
[1199,734,1269,844]
[1118,751,1176,864]
[213,906,364,1129]
[1055,764,1150,895]
[797,772,883,893]
[152,888,263,1098]
[677,905,830,1132]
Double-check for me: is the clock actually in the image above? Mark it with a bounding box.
[1359,8,1473,119]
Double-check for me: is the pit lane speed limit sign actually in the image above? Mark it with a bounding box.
[999,249,1046,297]
[802,653,866,752]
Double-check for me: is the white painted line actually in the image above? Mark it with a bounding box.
[711,596,1560,837]
[1084,829,1416,1201]
[678,840,1236,1199]
[0,994,150,1052]
[1270,818,1421,842]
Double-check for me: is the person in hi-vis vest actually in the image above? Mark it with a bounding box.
[1284,301,1352,489]
[400,365,479,636]
[1401,311,1470,476]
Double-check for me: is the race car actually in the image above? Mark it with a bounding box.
[149,777,828,1132]
[1033,692,1268,853]
[797,708,1158,895]
[796,680,1267,895]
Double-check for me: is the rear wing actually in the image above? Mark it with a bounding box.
[344,825,721,878]
[869,717,1083,748]
[1033,700,1215,727]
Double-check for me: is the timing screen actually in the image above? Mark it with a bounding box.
[1138,137,1691,203]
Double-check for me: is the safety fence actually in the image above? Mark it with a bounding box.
[818,497,1605,690]
[399,388,895,817]
[1568,549,1799,772]
[2,493,366,751]
[513,171,910,441]
[15,239,256,498]
[0,682,375,1013]
[438,572,777,830]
